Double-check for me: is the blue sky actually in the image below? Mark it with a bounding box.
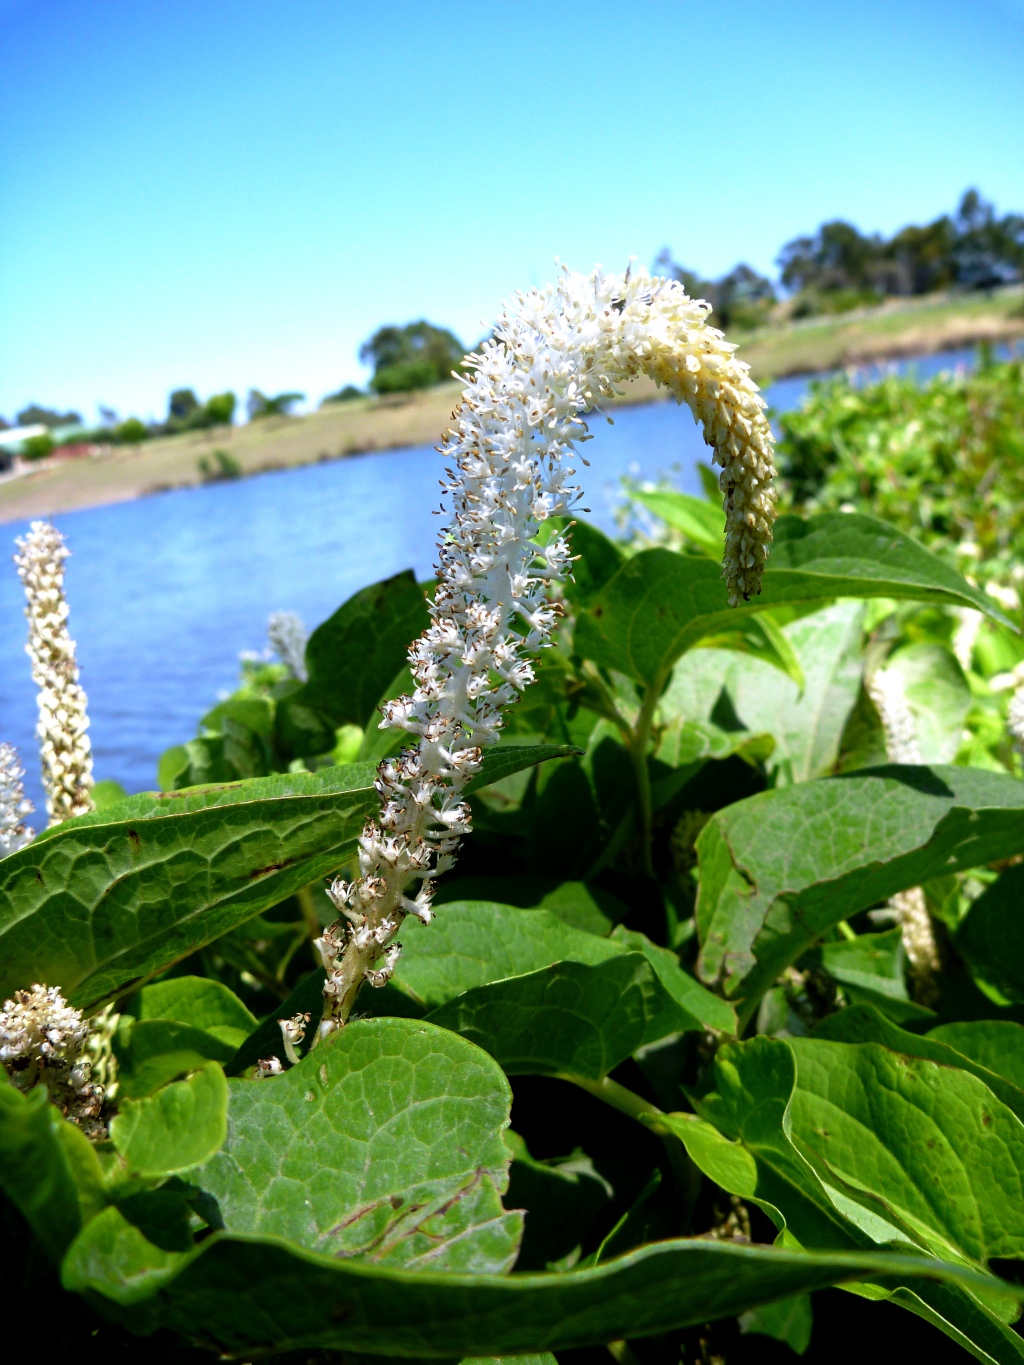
[1,0,1022,424]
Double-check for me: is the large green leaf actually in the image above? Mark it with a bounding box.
[668,1036,1024,1363]
[63,1227,1004,1358]
[196,1019,521,1273]
[110,1062,228,1177]
[574,514,1002,688]
[0,765,380,1010]
[663,602,864,785]
[0,748,573,1012]
[391,902,734,1037]
[814,1006,1024,1122]
[786,1035,1024,1265]
[694,765,1024,1015]
[957,864,1024,1005]
[426,953,723,1080]
[392,902,621,1009]
[927,1022,1024,1092]
[0,1082,107,1262]
[292,570,430,729]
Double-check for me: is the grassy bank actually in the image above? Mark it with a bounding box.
[2,286,1020,524]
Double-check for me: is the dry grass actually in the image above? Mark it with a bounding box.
[2,288,1020,524]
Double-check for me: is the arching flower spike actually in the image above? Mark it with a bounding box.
[315,264,777,1039]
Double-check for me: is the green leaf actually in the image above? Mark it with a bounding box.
[65,1229,1006,1358]
[557,519,626,604]
[464,744,583,794]
[814,1006,1024,1122]
[110,1062,228,1176]
[691,614,805,690]
[608,926,736,1034]
[135,975,258,1044]
[575,513,1003,688]
[0,745,564,1013]
[426,954,717,1080]
[885,644,971,763]
[738,1294,813,1355]
[390,899,733,1033]
[91,780,128,810]
[197,1019,522,1273]
[0,1082,107,1262]
[787,1035,1024,1265]
[632,489,725,558]
[114,1019,237,1099]
[392,902,623,1010]
[0,764,380,1010]
[928,1021,1024,1093]
[957,864,1024,1005]
[671,1036,1024,1361]
[62,1202,189,1310]
[662,601,865,784]
[803,929,933,1024]
[504,1132,611,1271]
[292,570,430,729]
[694,765,1024,1014]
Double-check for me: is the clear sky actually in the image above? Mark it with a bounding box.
[1,0,1022,424]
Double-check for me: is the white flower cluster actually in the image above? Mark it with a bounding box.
[313,264,776,1039]
[13,521,94,824]
[867,666,938,997]
[0,743,34,856]
[0,984,108,1138]
[268,610,309,681]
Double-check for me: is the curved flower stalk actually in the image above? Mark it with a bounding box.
[268,610,309,681]
[13,521,94,824]
[0,743,34,856]
[867,667,939,999]
[312,264,777,1042]
[1008,685,1024,754]
[0,984,110,1139]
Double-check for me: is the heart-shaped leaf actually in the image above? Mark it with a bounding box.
[695,765,1024,1017]
[196,1018,521,1273]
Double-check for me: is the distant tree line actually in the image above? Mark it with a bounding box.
[656,188,1024,325]
[9,190,1021,446]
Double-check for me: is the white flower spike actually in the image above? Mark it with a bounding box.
[13,521,94,824]
[867,666,939,998]
[268,610,309,681]
[0,984,108,1138]
[314,264,777,1039]
[0,743,34,856]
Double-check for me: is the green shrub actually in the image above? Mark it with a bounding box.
[20,432,54,460]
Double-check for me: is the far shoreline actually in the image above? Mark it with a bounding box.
[1,287,1020,526]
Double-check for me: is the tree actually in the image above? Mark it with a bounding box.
[321,385,364,405]
[167,389,201,427]
[359,320,466,393]
[247,390,305,420]
[653,252,775,329]
[16,404,83,429]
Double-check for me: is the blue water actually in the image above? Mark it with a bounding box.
[0,345,1009,811]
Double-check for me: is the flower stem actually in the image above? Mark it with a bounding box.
[627,670,666,878]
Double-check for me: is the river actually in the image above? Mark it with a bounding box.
[0,347,999,811]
